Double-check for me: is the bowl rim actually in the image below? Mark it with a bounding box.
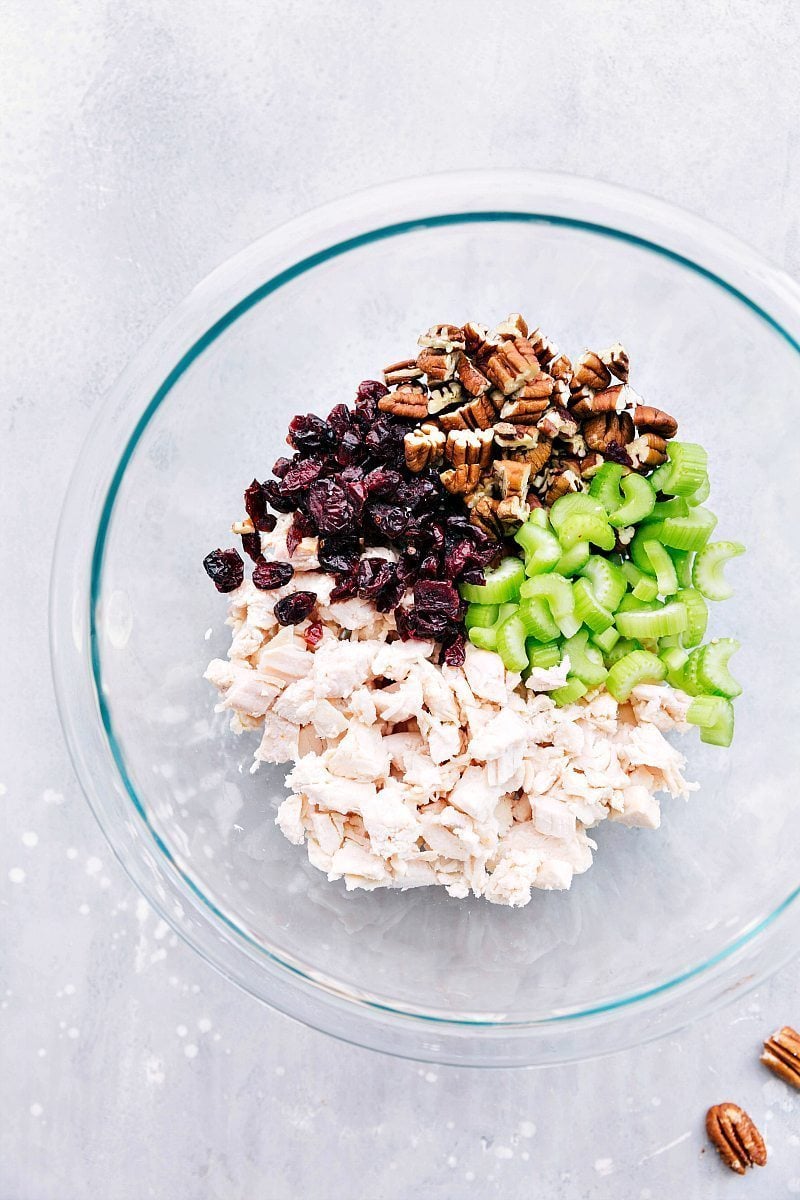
[50,169,800,1066]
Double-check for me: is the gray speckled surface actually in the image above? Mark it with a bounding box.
[3,2,800,1196]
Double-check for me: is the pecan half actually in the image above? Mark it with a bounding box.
[378,384,429,419]
[571,350,612,394]
[584,411,635,454]
[439,394,496,432]
[439,463,482,495]
[417,348,457,383]
[527,327,558,365]
[590,385,629,414]
[404,424,445,473]
[634,404,678,438]
[600,341,630,382]
[494,458,531,499]
[762,1026,800,1089]
[417,323,465,352]
[628,432,667,467]
[545,466,583,506]
[580,451,604,477]
[500,394,551,424]
[454,351,491,397]
[383,358,424,387]
[494,313,528,339]
[466,491,504,538]
[483,339,540,395]
[426,380,463,415]
[444,429,493,468]
[496,495,530,526]
[549,353,573,382]
[508,440,552,474]
[706,1103,767,1175]
[493,422,541,451]
[537,404,579,440]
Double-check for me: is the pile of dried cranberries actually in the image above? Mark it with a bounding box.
[203,381,502,666]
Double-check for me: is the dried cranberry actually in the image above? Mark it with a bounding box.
[334,431,365,467]
[356,557,396,598]
[364,418,408,463]
[330,568,358,601]
[286,511,316,556]
[460,566,487,586]
[317,537,360,575]
[303,620,324,650]
[272,456,293,479]
[244,480,275,532]
[307,478,355,535]
[281,457,324,494]
[603,442,633,467]
[417,552,441,578]
[368,503,408,540]
[262,480,294,514]
[443,538,474,579]
[363,468,403,497]
[203,547,244,593]
[252,559,294,590]
[345,479,367,517]
[327,403,352,438]
[354,379,388,426]
[241,531,262,562]
[274,590,316,625]
[287,414,333,453]
[442,632,466,668]
[414,580,463,620]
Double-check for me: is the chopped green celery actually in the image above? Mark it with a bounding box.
[633,576,659,601]
[679,646,704,695]
[580,556,627,611]
[514,522,561,576]
[526,640,562,669]
[589,461,626,513]
[551,678,588,706]
[592,625,620,655]
[615,601,688,640]
[608,473,656,527]
[464,603,498,631]
[520,574,580,637]
[604,637,641,667]
[669,548,694,589]
[572,577,614,634]
[468,626,497,651]
[606,649,667,701]
[518,597,561,643]
[617,592,660,614]
[549,492,606,530]
[692,540,745,601]
[659,644,689,687]
[563,630,608,687]
[644,497,690,522]
[675,587,708,647]
[687,475,711,506]
[654,441,709,497]
[495,614,529,672]
[642,539,679,596]
[697,638,742,698]
[655,507,718,552]
[527,506,550,529]
[554,542,591,576]
[686,695,734,747]
[460,556,525,604]
[558,513,616,551]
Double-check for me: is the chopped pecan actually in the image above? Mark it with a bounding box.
[761,1026,800,1089]
[527,327,558,365]
[494,313,528,339]
[628,432,667,467]
[545,466,583,506]
[483,339,540,394]
[590,385,629,414]
[549,353,573,382]
[634,404,678,438]
[454,351,491,397]
[517,371,556,400]
[466,492,504,538]
[404,424,446,473]
[583,411,635,454]
[462,321,494,358]
[508,440,552,474]
[439,463,482,494]
[706,1103,767,1176]
[580,451,605,477]
[444,429,493,468]
[600,341,630,382]
[439,394,496,432]
[383,358,424,386]
[417,323,465,352]
[571,350,612,394]
[416,348,457,383]
[493,422,541,451]
[232,516,256,535]
[494,458,531,499]
[537,404,579,440]
[500,394,550,424]
[427,381,463,415]
[496,495,530,526]
[378,384,429,419]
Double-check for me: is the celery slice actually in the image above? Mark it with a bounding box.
[606,650,667,702]
[553,542,591,577]
[656,442,709,496]
[615,602,688,640]
[460,556,525,604]
[608,473,656,527]
[563,630,608,687]
[549,492,606,530]
[468,626,497,651]
[669,548,694,589]
[514,522,561,576]
[589,462,626,513]
[520,574,580,637]
[495,614,529,672]
[687,695,734,746]
[518,597,561,643]
[526,641,561,669]
[551,678,588,706]
[573,577,614,634]
[697,638,742,698]
[464,603,498,631]
[675,588,708,648]
[658,506,717,552]
[641,540,679,596]
[580,557,627,612]
[692,541,745,601]
[604,637,641,667]
[558,514,616,551]
[592,625,621,655]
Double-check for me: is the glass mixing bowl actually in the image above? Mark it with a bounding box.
[51,172,800,1066]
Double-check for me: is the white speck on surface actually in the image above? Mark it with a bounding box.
[519,1120,536,1138]
[30,1103,43,1118]
[145,1056,165,1085]
[790,1134,800,1147]
[184,1044,198,1060]
[0,783,6,796]
[78,904,89,915]
[176,1025,188,1038]
[521,1151,530,1162]
[63,984,75,996]
[465,1172,475,1183]
[204,627,213,640]
[446,1156,457,1168]
[651,1096,661,1106]
[67,1027,79,1039]
[37,1049,46,1058]
[197,1017,212,1033]
[21,831,38,847]
[66,848,78,860]
[43,789,64,805]
[85,857,102,876]
[8,868,25,883]
[495,1146,513,1160]
[424,1071,437,1083]
[638,1131,692,1164]
[595,1158,614,1176]
[135,898,149,923]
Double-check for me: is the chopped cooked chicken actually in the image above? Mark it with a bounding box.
[207,535,697,907]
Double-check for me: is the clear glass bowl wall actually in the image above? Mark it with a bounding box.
[51,174,800,1065]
